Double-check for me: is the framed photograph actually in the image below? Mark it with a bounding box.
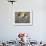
[13,10,32,26]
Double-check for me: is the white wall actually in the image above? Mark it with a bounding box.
[0,0,46,41]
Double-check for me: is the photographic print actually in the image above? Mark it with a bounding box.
[15,12,30,23]
[14,11,32,26]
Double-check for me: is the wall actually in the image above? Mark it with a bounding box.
[0,0,46,42]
